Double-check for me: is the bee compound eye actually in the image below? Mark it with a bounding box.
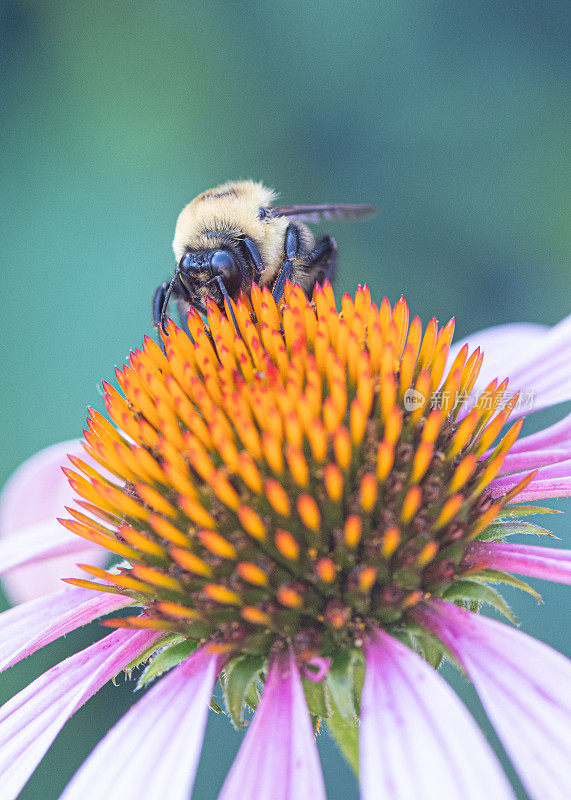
[181,252,194,269]
[209,250,241,297]
[210,250,237,277]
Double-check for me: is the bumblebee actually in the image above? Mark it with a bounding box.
[153,180,376,334]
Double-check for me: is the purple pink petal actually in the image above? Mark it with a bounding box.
[508,412,571,454]
[496,448,571,475]
[447,316,571,418]
[0,439,103,602]
[413,598,571,800]
[217,648,326,800]
[463,541,571,585]
[360,628,515,800]
[0,586,131,673]
[59,645,219,800]
[489,465,571,501]
[447,323,548,389]
[0,628,161,800]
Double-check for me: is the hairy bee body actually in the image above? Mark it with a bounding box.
[154,179,375,335]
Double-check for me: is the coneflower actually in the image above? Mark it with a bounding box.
[0,281,570,800]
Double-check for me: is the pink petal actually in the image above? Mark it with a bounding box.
[463,541,571,585]
[447,323,548,389]
[360,629,515,800]
[489,457,571,499]
[0,586,131,673]
[0,523,99,576]
[218,649,326,800]
[495,447,571,475]
[489,469,571,501]
[508,413,571,454]
[448,316,571,418]
[0,628,161,800]
[59,645,218,800]
[413,599,571,800]
[506,315,571,417]
[0,439,105,603]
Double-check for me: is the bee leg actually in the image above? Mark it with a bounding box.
[152,282,170,353]
[174,297,195,344]
[210,275,242,336]
[271,224,302,303]
[306,236,338,293]
[242,238,265,283]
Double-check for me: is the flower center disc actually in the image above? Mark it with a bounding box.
[63,282,528,662]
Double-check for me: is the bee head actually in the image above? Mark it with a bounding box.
[177,246,249,312]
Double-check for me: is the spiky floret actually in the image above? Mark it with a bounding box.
[61,281,533,663]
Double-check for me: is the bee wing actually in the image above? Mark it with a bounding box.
[269,204,377,223]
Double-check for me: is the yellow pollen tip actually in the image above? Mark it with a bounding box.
[237,562,269,587]
[118,526,165,558]
[207,642,236,654]
[157,601,200,619]
[78,565,148,593]
[149,514,189,547]
[324,464,344,502]
[286,446,310,487]
[381,526,401,558]
[417,317,437,370]
[171,547,213,577]
[265,479,291,516]
[203,584,242,606]
[316,558,336,583]
[380,373,397,420]
[410,442,434,484]
[333,427,352,471]
[178,496,216,529]
[416,541,439,566]
[384,407,403,445]
[400,486,422,523]
[297,494,321,531]
[275,529,300,561]
[344,515,362,548]
[210,472,240,510]
[472,454,506,495]
[448,454,477,494]
[350,398,368,444]
[468,503,503,539]
[134,484,178,519]
[197,529,237,560]
[237,452,263,493]
[130,565,182,591]
[277,586,304,609]
[241,606,272,626]
[61,578,129,596]
[360,473,378,512]
[237,506,266,541]
[421,409,442,443]
[448,410,479,457]
[377,440,395,482]
[307,421,328,463]
[501,470,537,504]
[433,494,464,530]
[101,617,177,632]
[402,590,424,608]
[359,566,377,593]
[58,519,139,561]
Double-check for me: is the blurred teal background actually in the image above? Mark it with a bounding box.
[0,1,569,798]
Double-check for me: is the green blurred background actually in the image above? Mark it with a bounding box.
[0,1,569,797]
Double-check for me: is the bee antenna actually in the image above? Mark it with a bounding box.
[161,258,183,335]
